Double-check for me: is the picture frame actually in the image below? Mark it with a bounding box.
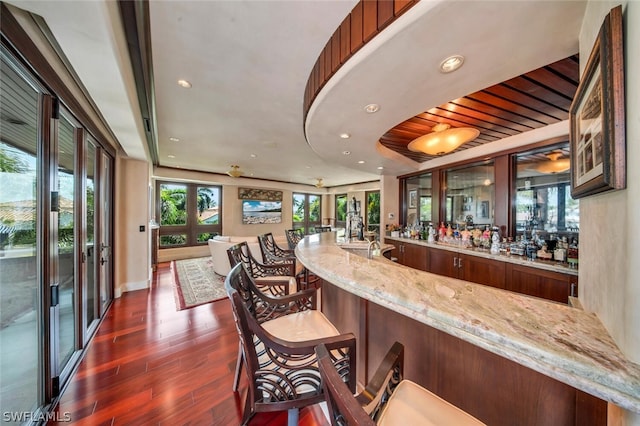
[408,190,417,208]
[478,200,489,219]
[569,5,625,199]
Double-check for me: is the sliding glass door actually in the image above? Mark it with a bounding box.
[0,47,43,418]
[0,43,114,422]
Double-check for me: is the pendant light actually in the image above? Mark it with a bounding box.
[534,152,570,174]
[407,123,480,156]
[227,165,243,178]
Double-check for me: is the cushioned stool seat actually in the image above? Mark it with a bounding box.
[378,380,485,426]
[262,310,339,342]
[254,275,297,295]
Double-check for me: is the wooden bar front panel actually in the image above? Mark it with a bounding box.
[321,281,606,426]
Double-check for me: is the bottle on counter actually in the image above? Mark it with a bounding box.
[438,222,446,241]
[428,223,435,243]
[567,239,579,268]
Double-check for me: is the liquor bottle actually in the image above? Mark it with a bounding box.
[567,239,579,268]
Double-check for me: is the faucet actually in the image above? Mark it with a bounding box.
[368,239,381,259]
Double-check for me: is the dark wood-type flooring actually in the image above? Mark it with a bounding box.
[49,262,328,425]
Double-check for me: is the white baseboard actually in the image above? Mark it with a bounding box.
[115,279,149,298]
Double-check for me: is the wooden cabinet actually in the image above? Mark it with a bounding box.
[387,239,576,303]
[427,248,505,289]
[427,246,457,278]
[460,254,506,289]
[505,263,578,303]
[386,239,427,271]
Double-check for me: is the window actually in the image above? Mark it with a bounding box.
[293,193,321,234]
[157,181,221,247]
[335,194,347,228]
[514,143,578,242]
[365,191,380,234]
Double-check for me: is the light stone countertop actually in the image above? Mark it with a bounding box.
[295,232,640,413]
[384,236,578,276]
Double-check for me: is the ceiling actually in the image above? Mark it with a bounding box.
[7,0,587,188]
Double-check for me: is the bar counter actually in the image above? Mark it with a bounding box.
[295,232,640,415]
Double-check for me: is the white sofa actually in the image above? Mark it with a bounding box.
[207,235,288,276]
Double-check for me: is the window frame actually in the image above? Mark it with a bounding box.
[292,192,322,234]
[155,180,222,248]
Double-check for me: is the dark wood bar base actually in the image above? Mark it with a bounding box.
[321,281,607,426]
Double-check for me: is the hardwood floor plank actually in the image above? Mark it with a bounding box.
[49,262,329,425]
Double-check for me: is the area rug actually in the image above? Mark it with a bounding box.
[172,257,227,310]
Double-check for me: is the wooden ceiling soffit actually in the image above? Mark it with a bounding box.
[379,55,579,163]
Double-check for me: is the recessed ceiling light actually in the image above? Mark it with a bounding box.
[364,103,380,113]
[177,79,192,88]
[340,133,351,139]
[357,160,365,164]
[167,154,176,159]
[305,165,312,169]
[250,153,257,158]
[342,150,351,155]
[377,166,384,170]
[169,137,180,142]
[439,55,465,73]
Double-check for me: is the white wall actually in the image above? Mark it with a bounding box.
[114,157,152,296]
[380,175,399,232]
[578,2,640,424]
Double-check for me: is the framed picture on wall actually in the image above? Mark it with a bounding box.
[569,5,625,199]
[409,190,417,208]
[478,200,489,219]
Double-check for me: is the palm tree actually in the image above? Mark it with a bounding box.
[197,187,216,216]
[160,187,187,225]
[0,146,28,173]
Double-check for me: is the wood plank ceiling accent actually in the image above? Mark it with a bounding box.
[379,55,580,163]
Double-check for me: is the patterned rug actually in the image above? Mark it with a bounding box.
[172,257,227,310]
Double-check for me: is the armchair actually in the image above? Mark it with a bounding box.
[316,342,485,425]
[225,264,356,426]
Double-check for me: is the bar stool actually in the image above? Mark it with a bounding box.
[225,264,356,426]
[316,341,486,425]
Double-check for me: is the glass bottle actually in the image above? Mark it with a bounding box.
[567,239,579,268]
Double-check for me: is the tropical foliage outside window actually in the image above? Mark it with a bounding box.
[366,191,380,234]
[293,193,321,234]
[335,194,347,228]
[157,181,222,247]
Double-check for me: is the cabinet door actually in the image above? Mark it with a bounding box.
[403,243,427,271]
[427,247,458,278]
[505,264,571,303]
[460,255,506,289]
